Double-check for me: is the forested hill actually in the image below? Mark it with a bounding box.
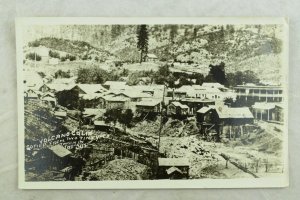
[25,24,283,83]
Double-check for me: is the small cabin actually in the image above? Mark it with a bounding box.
[135,99,161,113]
[94,120,111,132]
[37,145,72,171]
[168,101,189,117]
[158,158,190,179]
[145,54,158,62]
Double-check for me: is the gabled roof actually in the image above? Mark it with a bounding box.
[216,106,254,119]
[44,83,75,92]
[80,93,104,100]
[76,84,107,94]
[166,166,183,175]
[48,144,71,158]
[118,90,152,99]
[197,106,212,114]
[42,92,55,98]
[171,102,189,109]
[42,96,56,102]
[158,158,190,167]
[136,99,161,107]
[51,77,77,85]
[147,54,158,59]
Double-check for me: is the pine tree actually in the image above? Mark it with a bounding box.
[169,25,178,42]
[193,27,199,38]
[137,25,149,63]
[111,25,121,39]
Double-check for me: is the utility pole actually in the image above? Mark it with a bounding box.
[156,83,167,179]
[157,84,166,154]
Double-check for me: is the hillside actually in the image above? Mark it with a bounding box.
[28,37,113,62]
[24,24,284,83]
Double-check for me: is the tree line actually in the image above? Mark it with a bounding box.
[76,61,260,88]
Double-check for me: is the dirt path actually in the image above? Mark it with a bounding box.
[220,153,259,178]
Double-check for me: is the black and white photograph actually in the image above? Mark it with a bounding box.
[16,17,288,189]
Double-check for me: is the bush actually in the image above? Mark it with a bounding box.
[54,70,71,79]
[49,50,60,58]
[60,57,66,62]
[28,40,40,47]
[60,54,76,62]
[26,53,41,61]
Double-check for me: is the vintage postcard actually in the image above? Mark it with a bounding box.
[16,17,289,189]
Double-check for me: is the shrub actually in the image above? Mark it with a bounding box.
[26,53,41,61]
[49,50,60,58]
[28,40,40,47]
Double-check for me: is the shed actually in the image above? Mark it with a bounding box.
[168,101,189,117]
[38,144,72,170]
[214,106,254,127]
[94,120,111,132]
[54,111,67,118]
[146,54,158,62]
[136,99,161,113]
[158,158,190,179]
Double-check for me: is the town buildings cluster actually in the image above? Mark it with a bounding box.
[24,70,285,142]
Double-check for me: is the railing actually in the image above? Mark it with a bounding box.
[237,93,283,98]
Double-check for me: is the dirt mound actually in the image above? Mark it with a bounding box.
[89,159,151,180]
[162,118,199,137]
[131,119,160,136]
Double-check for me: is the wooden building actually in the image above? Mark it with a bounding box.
[135,99,161,113]
[215,106,254,139]
[94,120,111,132]
[180,98,215,115]
[158,158,190,179]
[234,84,284,106]
[252,102,276,121]
[145,54,158,62]
[167,101,189,117]
[38,145,72,171]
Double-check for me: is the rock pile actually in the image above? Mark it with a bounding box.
[89,159,151,180]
